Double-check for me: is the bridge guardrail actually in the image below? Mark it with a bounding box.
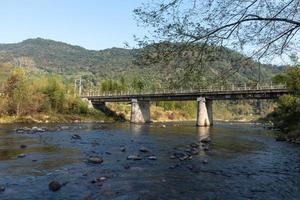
[82,83,287,97]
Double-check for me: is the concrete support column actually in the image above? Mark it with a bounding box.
[206,99,213,126]
[81,98,94,109]
[130,99,150,124]
[196,97,213,126]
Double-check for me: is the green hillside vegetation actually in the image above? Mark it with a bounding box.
[0,67,107,123]
[0,38,281,83]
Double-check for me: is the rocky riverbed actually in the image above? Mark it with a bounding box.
[0,122,299,200]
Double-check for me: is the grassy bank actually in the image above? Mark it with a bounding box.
[106,102,263,123]
[0,103,263,124]
[0,111,112,124]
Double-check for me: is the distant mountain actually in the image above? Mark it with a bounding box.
[0,38,134,76]
[0,38,283,86]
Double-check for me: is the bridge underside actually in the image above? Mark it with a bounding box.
[90,97,215,126]
[86,88,289,126]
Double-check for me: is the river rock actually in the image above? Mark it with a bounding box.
[158,124,166,128]
[120,147,126,152]
[16,127,31,133]
[173,152,189,161]
[139,147,150,153]
[0,185,5,192]
[190,143,199,148]
[148,155,157,160]
[200,137,211,143]
[91,176,107,185]
[88,156,103,164]
[91,140,99,146]
[17,154,26,158]
[127,155,142,160]
[58,126,69,130]
[32,127,46,132]
[202,159,208,164]
[190,148,200,155]
[179,155,189,161]
[48,181,61,192]
[123,164,130,169]
[71,134,81,140]
[169,164,179,169]
[275,135,286,141]
[294,139,300,144]
[16,129,24,134]
[203,146,209,151]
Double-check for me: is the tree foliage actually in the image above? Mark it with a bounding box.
[0,68,90,117]
[134,0,300,59]
[269,65,300,134]
[133,0,300,84]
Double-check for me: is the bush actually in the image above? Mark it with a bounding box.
[65,96,89,114]
[0,68,94,117]
[269,66,300,136]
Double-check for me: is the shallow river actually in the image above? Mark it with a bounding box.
[0,122,299,200]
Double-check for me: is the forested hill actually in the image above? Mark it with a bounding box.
[0,38,133,77]
[0,38,283,86]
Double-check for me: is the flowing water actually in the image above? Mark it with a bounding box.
[0,122,299,200]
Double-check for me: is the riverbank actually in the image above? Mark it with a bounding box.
[274,130,300,144]
[0,112,259,124]
[0,113,112,124]
[259,117,300,145]
[107,103,261,123]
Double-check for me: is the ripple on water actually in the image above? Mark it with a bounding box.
[0,122,299,200]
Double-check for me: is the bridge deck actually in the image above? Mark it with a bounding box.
[83,85,289,102]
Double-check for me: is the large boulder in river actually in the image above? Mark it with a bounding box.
[49,181,61,192]
[0,185,5,192]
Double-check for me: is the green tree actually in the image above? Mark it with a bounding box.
[269,65,300,134]
[3,68,43,116]
[41,75,66,112]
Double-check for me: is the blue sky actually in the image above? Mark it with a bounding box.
[0,0,146,50]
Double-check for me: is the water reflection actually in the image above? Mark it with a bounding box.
[130,123,150,135]
[0,123,299,200]
[197,126,210,141]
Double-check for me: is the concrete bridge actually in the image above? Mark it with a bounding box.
[82,84,289,126]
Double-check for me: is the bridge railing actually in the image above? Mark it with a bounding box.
[82,83,287,97]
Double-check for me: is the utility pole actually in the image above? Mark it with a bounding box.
[74,76,82,96]
[74,79,77,96]
[79,76,82,96]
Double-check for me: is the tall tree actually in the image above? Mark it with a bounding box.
[134,0,300,81]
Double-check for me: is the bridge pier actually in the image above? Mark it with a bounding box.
[130,99,150,124]
[196,97,213,126]
[81,98,94,109]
